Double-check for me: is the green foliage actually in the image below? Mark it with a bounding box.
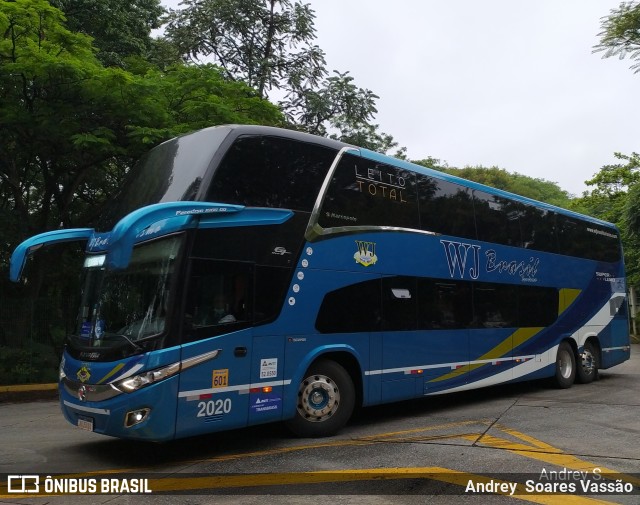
[591,2,640,290]
[285,71,376,133]
[164,0,326,98]
[594,1,640,72]
[0,0,284,386]
[574,152,640,286]
[578,152,640,224]
[162,0,404,155]
[0,0,283,247]
[49,0,166,67]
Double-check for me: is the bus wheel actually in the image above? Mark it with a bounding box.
[554,341,576,389]
[576,340,599,384]
[286,360,355,438]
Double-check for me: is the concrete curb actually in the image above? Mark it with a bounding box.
[0,383,57,393]
[0,383,58,403]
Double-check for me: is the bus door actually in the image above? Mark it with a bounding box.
[175,259,255,438]
[381,277,471,400]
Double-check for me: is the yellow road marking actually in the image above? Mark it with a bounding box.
[1,467,618,504]
[468,425,640,487]
[144,467,618,504]
[0,420,634,503]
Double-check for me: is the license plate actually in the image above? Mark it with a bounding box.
[77,416,94,432]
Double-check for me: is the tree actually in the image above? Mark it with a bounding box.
[162,0,404,155]
[592,2,640,294]
[575,152,640,286]
[580,152,640,223]
[0,0,282,369]
[164,0,326,98]
[594,1,640,73]
[0,0,282,245]
[49,0,166,67]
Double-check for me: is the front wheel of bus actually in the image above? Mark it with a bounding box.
[286,360,355,438]
[554,341,576,389]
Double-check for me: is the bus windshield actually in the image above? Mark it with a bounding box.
[75,235,184,348]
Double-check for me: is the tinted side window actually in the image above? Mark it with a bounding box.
[191,215,309,267]
[255,266,291,325]
[557,216,620,262]
[520,207,557,254]
[207,135,337,212]
[518,286,558,327]
[417,279,473,329]
[418,176,476,239]
[315,279,381,333]
[318,154,419,229]
[473,191,524,247]
[472,283,518,328]
[316,276,558,334]
[382,277,417,331]
[184,259,253,341]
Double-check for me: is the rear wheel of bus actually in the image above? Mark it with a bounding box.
[286,359,355,438]
[554,341,576,388]
[576,340,599,384]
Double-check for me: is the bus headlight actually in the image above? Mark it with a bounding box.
[113,362,180,393]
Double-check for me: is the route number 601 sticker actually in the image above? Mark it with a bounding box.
[197,398,232,417]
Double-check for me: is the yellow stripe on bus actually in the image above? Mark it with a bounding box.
[559,288,582,315]
[429,327,543,383]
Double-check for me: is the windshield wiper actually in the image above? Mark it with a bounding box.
[103,333,144,353]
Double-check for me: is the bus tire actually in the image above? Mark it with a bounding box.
[554,341,576,389]
[286,359,355,438]
[576,340,599,384]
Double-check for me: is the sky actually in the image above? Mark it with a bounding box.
[160,0,640,196]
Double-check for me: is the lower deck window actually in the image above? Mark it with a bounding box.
[315,276,559,334]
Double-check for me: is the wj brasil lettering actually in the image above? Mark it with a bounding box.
[440,240,540,282]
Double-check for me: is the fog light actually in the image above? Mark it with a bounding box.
[124,408,150,428]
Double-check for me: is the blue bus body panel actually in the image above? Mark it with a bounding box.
[174,330,253,438]
[59,346,182,441]
[280,229,629,402]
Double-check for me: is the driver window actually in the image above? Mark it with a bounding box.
[185,259,252,340]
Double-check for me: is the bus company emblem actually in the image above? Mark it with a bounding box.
[354,240,378,267]
[77,366,91,383]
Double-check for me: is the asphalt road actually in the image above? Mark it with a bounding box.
[1,345,639,505]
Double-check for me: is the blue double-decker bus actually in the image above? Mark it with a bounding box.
[10,125,630,441]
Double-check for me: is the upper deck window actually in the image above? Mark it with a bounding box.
[100,127,231,229]
[318,153,419,229]
[418,176,475,238]
[206,135,338,212]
